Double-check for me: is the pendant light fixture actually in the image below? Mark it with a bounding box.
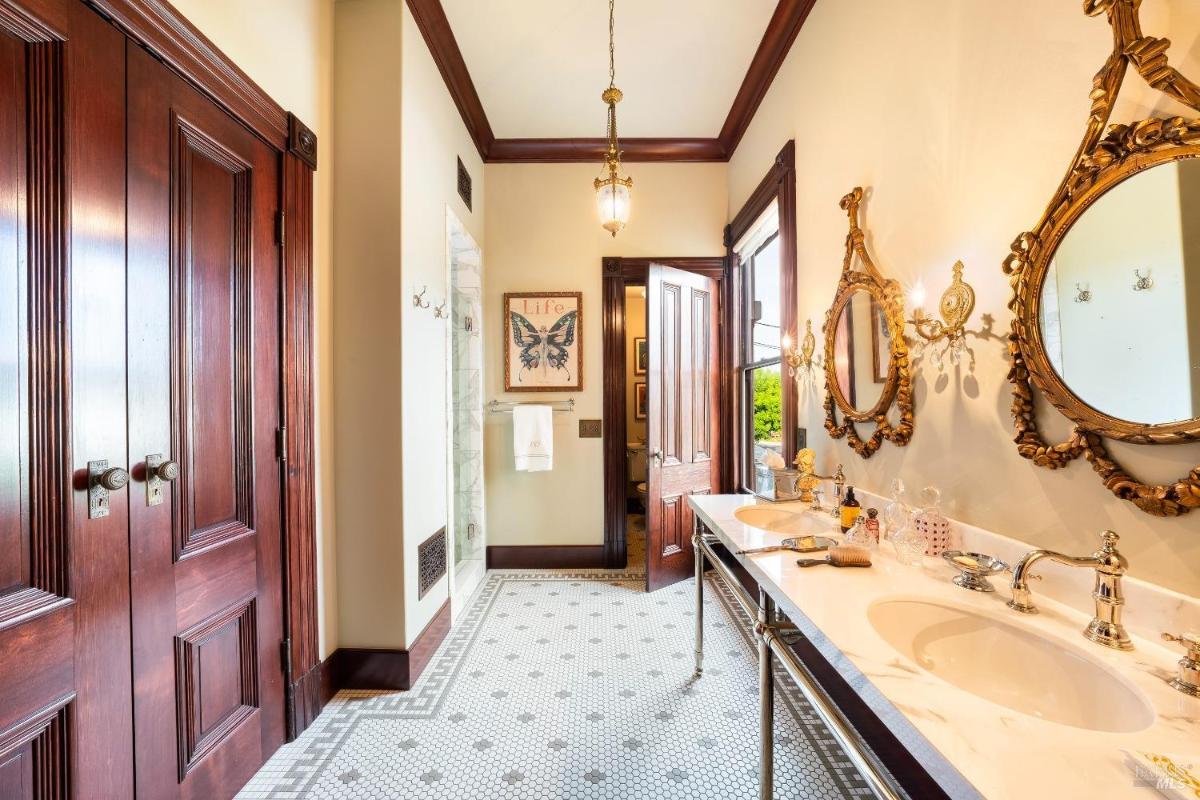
[594,0,631,237]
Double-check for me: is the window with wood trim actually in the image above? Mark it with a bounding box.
[735,204,782,494]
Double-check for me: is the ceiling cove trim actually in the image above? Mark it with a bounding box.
[405,0,816,164]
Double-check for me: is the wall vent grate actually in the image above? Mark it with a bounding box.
[456,157,472,212]
[418,527,448,599]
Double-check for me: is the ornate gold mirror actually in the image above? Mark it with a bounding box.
[823,188,914,457]
[1005,0,1200,516]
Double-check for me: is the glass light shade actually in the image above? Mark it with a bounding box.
[596,180,631,235]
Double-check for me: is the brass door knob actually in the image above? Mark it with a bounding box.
[155,459,180,482]
[99,466,130,491]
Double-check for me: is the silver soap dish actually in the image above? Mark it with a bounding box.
[942,551,1009,592]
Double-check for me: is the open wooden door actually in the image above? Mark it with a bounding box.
[645,264,720,592]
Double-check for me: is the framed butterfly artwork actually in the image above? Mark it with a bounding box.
[503,291,583,391]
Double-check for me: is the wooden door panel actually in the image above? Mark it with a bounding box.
[128,42,284,800]
[646,266,720,591]
[172,118,256,560]
[0,2,131,796]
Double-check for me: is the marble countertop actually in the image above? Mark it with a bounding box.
[689,494,1200,800]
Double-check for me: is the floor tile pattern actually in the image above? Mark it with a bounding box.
[238,571,870,799]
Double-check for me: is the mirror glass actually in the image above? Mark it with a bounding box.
[1039,158,1200,425]
[832,289,890,413]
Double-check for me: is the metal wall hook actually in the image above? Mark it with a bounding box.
[1132,269,1153,291]
[412,286,431,309]
[433,301,448,319]
[1074,283,1092,303]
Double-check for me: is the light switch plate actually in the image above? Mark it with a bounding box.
[579,419,602,438]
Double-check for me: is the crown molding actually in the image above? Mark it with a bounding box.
[405,0,816,163]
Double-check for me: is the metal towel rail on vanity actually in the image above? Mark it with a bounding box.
[691,515,907,800]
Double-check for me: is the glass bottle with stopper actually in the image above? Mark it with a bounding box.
[914,486,953,556]
[883,478,909,540]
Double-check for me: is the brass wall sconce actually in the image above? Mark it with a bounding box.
[783,320,820,376]
[908,260,975,346]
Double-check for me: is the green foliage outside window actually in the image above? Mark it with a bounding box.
[753,369,782,442]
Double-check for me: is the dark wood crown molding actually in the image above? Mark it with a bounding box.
[404,0,815,163]
[717,0,816,157]
[405,0,493,159]
[488,138,726,164]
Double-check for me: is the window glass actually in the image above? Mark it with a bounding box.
[750,235,781,363]
[747,363,783,494]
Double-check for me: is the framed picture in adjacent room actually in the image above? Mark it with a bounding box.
[635,382,647,420]
[634,337,648,375]
[504,291,583,391]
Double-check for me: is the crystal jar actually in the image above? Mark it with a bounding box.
[914,486,953,557]
[891,521,926,567]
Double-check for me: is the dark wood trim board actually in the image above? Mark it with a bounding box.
[404,0,816,162]
[322,600,452,699]
[485,545,606,570]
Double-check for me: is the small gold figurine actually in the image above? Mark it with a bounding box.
[792,448,833,504]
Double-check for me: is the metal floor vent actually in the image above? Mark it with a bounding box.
[418,528,448,599]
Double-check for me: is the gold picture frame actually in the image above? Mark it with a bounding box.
[1003,0,1200,516]
[503,291,583,392]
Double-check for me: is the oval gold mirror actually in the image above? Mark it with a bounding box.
[1004,0,1200,516]
[823,188,913,458]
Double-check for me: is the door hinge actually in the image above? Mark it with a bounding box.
[281,638,292,677]
[276,426,288,462]
[275,210,286,246]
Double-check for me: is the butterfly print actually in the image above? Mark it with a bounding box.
[510,309,577,383]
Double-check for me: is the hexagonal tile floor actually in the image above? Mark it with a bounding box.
[237,571,871,799]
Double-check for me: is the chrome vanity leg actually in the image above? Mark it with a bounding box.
[692,517,704,678]
[758,587,775,800]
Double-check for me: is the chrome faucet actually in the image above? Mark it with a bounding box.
[1007,530,1132,651]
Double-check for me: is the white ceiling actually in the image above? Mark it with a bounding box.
[440,0,778,139]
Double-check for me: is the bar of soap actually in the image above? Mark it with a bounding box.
[951,555,980,569]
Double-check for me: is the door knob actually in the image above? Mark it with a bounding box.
[99,466,130,490]
[153,459,180,482]
[146,454,179,507]
[650,449,663,465]
[88,459,129,519]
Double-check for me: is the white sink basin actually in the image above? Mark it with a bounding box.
[733,505,833,536]
[868,598,1155,733]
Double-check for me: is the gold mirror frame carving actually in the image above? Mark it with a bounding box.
[823,188,914,458]
[1004,0,1200,516]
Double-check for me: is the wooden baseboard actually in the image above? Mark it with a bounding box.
[320,599,452,697]
[485,545,606,570]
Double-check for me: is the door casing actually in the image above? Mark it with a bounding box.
[600,257,732,575]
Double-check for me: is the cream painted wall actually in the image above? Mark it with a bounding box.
[332,0,405,649]
[168,0,340,657]
[729,0,1200,595]
[400,3,485,645]
[483,164,726,548]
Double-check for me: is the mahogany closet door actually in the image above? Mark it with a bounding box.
[0,1,133,797]
[126,44,286,799]
[645,264,720,592]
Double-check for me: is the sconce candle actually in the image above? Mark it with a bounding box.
[907,260,976,352]
[782,320,819,376]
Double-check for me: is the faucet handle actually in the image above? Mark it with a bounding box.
[1162,631,1200,655]
[1099,530,1120,551]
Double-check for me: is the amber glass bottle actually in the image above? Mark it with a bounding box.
[840,486,862,533]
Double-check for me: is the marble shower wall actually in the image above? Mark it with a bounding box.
[450,220,484,567]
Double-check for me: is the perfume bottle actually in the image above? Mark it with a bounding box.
[914,486,953,557]
[891,518,926,567]
[845,515,877,552]
[883,478,909,540]
[864,508,881,546]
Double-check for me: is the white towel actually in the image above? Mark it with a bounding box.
[513,405,553,472]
